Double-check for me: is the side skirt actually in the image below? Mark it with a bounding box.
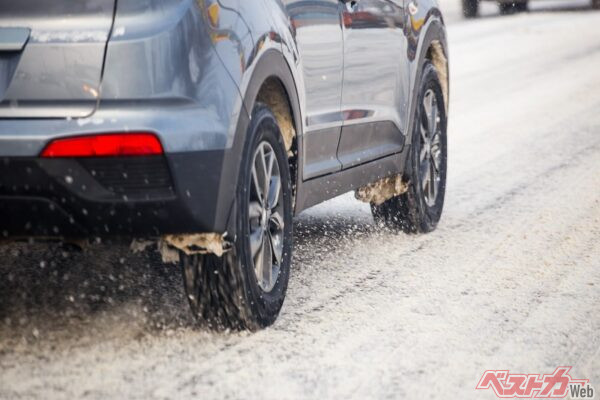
[294,148,409,214]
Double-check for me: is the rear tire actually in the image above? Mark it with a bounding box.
[462,0,480,18]
[181,103,293,331]
[499,1,528,14]
[372,61,447,234]
[516,1,528,11]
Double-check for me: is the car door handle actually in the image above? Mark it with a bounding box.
[0,27,30,52]
[407,0,419,15]
[339,0,359,11]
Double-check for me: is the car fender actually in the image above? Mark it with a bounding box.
[405,9,449,149]
[201,1,305,229]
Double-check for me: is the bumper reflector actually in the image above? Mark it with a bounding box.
[41,133,163,158]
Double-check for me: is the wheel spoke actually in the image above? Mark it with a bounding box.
[249,201,262,220]
[261,235,273,287]
[251,161,264,204]
[420,143,428,162]
[431,129,441,147]
[430,152,440,172]
[429,159,437,201]
[431,131,442,170]
[420,123,429,145]
[430,126,440,143]
[268,175,281,210]
[423,91,433,134]
[269,230,283,265]
[420,102,430,140]
[261,146,272,199]
[270,210,284,230]
[429,97,438,137]
[267,149,275,179]
[269,211,284,265]
[254,252,263,285]
[254,146,268,203]
[250,228,264,259]
[421,158,431,193]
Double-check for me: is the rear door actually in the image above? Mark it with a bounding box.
[284,0,345,180]
[0,0,116,118]
[337,0,409,169]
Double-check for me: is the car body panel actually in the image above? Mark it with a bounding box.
[282,0,345,179]
[404,0,448,146]
[338,0,409,169]
[0,0,116,118]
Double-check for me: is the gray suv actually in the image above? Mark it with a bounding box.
[0,0,449,330]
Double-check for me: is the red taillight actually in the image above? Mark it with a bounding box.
[41,133,163,158]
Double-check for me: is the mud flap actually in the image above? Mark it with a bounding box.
[355,175,409,206]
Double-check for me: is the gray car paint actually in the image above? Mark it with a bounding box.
[282,0,345,179]
[337,0,409,169]
[0,0,243,155]
[0,0,116,118]
[0,0,447,223]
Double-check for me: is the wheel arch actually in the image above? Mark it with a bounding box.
[406,19,449,148]
[242,50,302,206]
[223,49,303,234]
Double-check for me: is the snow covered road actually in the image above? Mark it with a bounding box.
[1,3,600,399]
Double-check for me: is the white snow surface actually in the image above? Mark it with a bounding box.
[1,2,600,399]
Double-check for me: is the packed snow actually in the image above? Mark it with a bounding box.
[1,1,599,399]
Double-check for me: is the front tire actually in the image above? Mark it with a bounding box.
[181,103,293,330]
[372,61,447,234]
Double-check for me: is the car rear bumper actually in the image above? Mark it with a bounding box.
[0,149,235,238]
[0,96,245,239]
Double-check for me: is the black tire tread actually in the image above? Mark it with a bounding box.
[184,253,249,331]
[499,1,528,14]
[463,0,479,18]
[181,103,292,331]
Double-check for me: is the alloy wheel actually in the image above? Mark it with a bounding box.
[248,141,285,293]
[419,89,443,207]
